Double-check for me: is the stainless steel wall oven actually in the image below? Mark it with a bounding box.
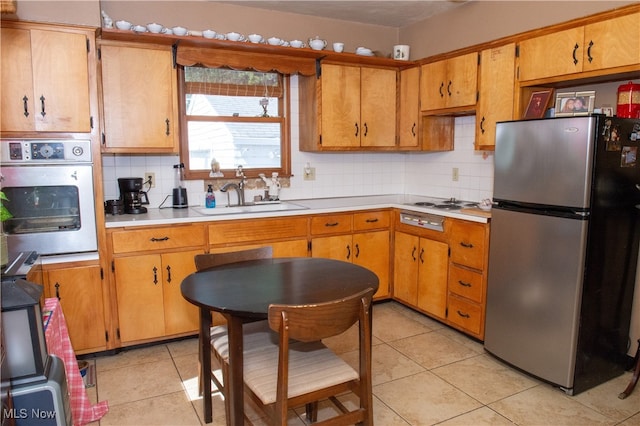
[0,139,97,256]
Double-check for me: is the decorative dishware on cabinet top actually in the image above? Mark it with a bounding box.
[308,36,327,50]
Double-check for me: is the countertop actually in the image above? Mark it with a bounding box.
[104,194,491,228]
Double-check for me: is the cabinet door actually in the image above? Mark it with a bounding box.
[46,265,106,353]
[476,44,516,149]
[31,29,91,132]
[101,44,178,152]
[393,232,419,305]
[1,28,35,132]
[399,67,420,148]
[360,67,397,147]
[1,28,90,132]
[420,60,448,111]
[353,230,390,298]
[320,64,361,148]
[583,13,640,72]
[420,53,477,110]
[311,235,352,261]
[416,238,448,320]
[446,53,478,108]
[162,250,200,336]
[518,27,584,81]
[270,239,309,257]
[114,254,166,342]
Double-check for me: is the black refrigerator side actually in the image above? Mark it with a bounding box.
[573,116,640,394]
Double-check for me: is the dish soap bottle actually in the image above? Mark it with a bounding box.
[205,185,216,208]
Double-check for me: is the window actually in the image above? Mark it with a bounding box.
[179,67,290,179]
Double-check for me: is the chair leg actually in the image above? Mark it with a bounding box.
[305,401,318,423]
[619,338,640,399]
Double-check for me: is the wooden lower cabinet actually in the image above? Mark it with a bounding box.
[393,231,448,319]
[44,262,108,354]
[447,220,490,340]
[114,249,201,343]
[311,210,391,298]
[312,230,390,298]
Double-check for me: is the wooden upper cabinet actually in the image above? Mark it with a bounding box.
[582,13,640,72]
[100,42,179,153]
[360,67,397,147]
[475,44,516,150]
[398,67,421,149]
[518,12,639,82]
[420,52,478,112]
[1,27,91,132]
[319,63,397,149]
[320,64,361,148]
[518,27,584,81]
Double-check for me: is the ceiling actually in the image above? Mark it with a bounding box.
[217,1,469,28]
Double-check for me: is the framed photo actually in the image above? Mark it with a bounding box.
[523,89,553,119]
[555,91,596,117]
[574,91,596,116]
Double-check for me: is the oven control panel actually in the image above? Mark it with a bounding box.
[0,139,92,164]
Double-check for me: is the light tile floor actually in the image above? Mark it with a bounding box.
[87,301,640,425]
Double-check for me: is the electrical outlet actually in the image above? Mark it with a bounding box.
[146,172,155,188]
[452,167,459,182]
[304,167,316,181]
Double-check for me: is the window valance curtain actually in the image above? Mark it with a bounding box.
[175,45,318,76]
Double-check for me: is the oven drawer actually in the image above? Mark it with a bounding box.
[111,224,205,254]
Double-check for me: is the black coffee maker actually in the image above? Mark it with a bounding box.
[118,177,149,214]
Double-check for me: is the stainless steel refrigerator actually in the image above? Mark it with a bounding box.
[485,115,640,395]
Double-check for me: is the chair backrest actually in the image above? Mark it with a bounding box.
[194,246,273,272]
[268,287,375,342]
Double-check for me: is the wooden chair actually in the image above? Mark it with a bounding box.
[194,246,274,424]
[242,287,375,426]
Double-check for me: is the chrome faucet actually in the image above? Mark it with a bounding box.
[220,166,247,207]
[220,182,244,207]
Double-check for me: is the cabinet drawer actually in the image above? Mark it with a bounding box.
[209,217,308,245]
[310,214,352,235]
[353,210,390,231]
[447,295,482,336]
[448,264,483,303]
[449,220,487,270]
[112,225,205,254]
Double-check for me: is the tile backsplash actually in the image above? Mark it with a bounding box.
[102,77,494,207]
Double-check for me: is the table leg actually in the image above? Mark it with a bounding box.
[200,307,213,423]
[225,315,245,426]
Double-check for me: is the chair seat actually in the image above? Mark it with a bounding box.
[243,340,359,405]
[210,320,275,361]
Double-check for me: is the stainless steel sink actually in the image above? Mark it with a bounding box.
[191,202,308,216]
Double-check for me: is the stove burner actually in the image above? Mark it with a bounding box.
[443,198,461,205]
[413,202,435,207]
[434,204,462,210]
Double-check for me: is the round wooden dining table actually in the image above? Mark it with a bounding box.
[180,257,379,425]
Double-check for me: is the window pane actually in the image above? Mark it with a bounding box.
[186,94,280,118]
[187,121,281,170]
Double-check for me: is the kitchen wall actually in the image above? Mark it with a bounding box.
[102,78,492,207]
[401,1,637,58]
